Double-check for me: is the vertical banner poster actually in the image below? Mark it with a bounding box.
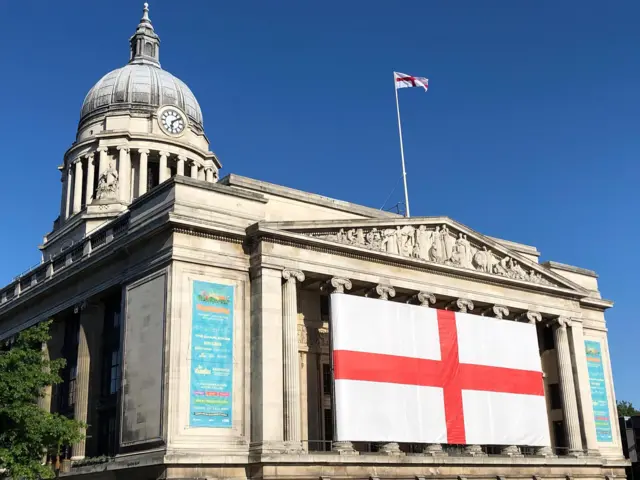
[584,340,612,442]
[189,281,234,428]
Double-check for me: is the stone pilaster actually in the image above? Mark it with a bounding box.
[72,159,83,214]
[282,269,305,451]
[71,303,103,460]
[117,146,130,202]
[328,277,358,456]
[176,155,186,176]
[85,153,95,205]
[205,167,214,182]
[138,148,149,196]
[553,317,583,456]
[250,267,285,454]
[190,160,199,179]
[65,166,73,219]
[159,151,169,183]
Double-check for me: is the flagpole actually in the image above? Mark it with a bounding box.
[394,75,411,217]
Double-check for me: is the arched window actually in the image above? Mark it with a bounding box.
[144,42,153,56]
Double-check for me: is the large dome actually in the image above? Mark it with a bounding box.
[78,3,203,132]
[80,64,203,129]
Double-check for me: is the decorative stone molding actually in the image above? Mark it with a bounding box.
[492,305,509,319]
[447,298,474,313]
[297,324,308,347]
[518,310,542,324]
[415,291,436,307]
[329,277,352,294]
[555,316,572,329]
[306,224,556,287]
[283,269,305,284]
[368,284,395,300]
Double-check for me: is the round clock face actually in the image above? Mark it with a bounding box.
[160,108,186,135]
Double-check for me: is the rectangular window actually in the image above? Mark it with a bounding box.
[323,409,333,450]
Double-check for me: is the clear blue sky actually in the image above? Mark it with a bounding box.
[0,1,638,404]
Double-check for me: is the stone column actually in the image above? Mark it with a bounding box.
[138,148,149,196]
[65,166,73,219]
[250,266,285,454]
[70,304,97,459]
[205,167,214,182]
[159,151,169,183]
[413,292,447,456]
[85,153,95,205]
[329,277,358,455]
[553,316,583,456]
[37,341,52,413]
[176,155,186,176]
[282,269,305,451]
[59,167,68,220]
[371,284,403,456]
[190,160,199,179]
[72,159,83,214]
[97,146,108,177]
[117,146,131,202]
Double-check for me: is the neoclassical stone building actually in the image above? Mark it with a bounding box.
[0,5,628,480]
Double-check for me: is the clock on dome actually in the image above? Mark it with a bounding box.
[158,106,187,136]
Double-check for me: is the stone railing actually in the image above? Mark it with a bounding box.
[0,215,130,308]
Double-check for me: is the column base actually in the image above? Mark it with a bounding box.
[422,444,448,456]
[377,442,405,456]
[535,446,556,457]
[283,441,305,454]
[332,441,359,455]
[463,445,487,456]
[500,445,523,457]
[567,449,586,457]
[250,441,289,455]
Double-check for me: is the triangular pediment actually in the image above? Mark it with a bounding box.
[256,217,586,293]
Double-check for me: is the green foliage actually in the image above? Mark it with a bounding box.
[617,400,640,417]
[0,321,85,480]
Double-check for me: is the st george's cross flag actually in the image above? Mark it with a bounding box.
[394,71,429,91]
[331,294,551,446]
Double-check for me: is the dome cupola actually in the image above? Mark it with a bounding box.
[78,3,204,134]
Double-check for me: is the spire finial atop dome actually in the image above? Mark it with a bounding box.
[129,2,161,67]
[143,3,150,19]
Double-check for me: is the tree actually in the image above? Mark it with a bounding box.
[617,400,640,417]
[0,321,84,480]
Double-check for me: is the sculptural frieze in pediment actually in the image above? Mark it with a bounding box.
[307,224,554,287]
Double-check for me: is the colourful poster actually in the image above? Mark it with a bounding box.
[585,340,612,442]
[189,281,234,428]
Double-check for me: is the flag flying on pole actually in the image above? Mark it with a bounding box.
[394,71,429,91]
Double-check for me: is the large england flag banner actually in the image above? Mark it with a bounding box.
[331,294,550,446]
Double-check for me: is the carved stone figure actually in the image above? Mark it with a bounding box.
[415,225,432,260]
[95,162,119,200]
[310,223,557,287]
[382,227,401,255]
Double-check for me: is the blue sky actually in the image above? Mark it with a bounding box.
[0,1,638,404]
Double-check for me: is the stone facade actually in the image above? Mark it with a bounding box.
[0,4,628,480]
